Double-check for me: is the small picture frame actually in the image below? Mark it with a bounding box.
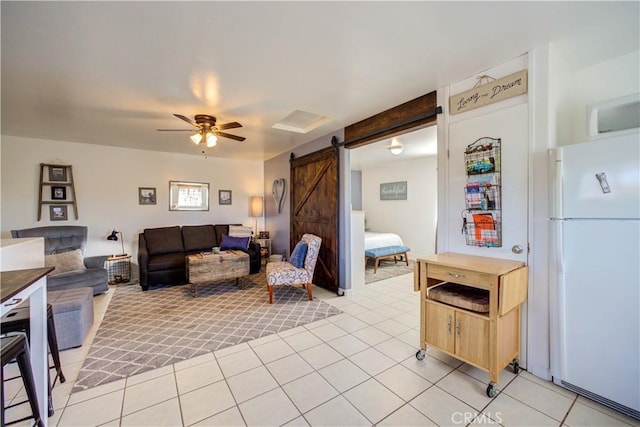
[138,187,156,205]
[49,166,67,182]
[51,186,66,200]
[50,205,68,221]
[258,231,270,239]
[219,190,232,205]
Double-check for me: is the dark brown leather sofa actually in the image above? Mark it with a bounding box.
[137,224,261,291]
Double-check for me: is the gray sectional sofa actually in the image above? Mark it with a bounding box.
[10,226,109,295]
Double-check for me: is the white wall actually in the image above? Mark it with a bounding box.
[361,156,437,259]
[569,50,640,145]
[1,136,264,268]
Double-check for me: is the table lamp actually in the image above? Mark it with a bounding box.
[250,196,264,237]
[107,230,126,256]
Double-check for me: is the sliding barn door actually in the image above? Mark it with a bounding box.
[290,146,339,293]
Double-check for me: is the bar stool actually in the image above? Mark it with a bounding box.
[1,334,44,427]
[1,304,66,386]
[1,304,65,417]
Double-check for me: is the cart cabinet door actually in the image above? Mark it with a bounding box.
[425,301,455,354]
[455,311,490,369]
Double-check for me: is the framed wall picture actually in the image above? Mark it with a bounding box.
[219,190,232,205]
[51,186,66,200]
[50,205,68,221]
[48,166,67,182]
[138,187,156,205]
[169,181,209,211]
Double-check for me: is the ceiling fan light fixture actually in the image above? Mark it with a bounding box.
[386,138,404,155]
[158,114,245,145]
[389,146,404,155]
[205,132,217,147]
[190,132,203,144]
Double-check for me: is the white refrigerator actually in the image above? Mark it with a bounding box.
[550,132,640,419]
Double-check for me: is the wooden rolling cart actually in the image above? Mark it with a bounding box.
[414,252,527,397]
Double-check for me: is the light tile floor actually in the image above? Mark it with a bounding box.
[4,273,640,426]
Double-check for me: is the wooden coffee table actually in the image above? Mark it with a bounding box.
[186,250,250,297]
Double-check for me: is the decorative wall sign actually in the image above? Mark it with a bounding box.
[450,69,528,115]
[380,181,407,200]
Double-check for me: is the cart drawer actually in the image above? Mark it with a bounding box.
[427,264,494,289]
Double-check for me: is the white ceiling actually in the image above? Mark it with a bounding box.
[2,2,638,161]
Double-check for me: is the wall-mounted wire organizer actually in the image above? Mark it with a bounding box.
[462,137,502,247]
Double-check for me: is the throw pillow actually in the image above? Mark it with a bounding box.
[45,249,85,275]
[290,241,308,268]
[228,225,252,238]
[220,235,251,251]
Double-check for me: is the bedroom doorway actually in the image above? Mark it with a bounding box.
[349,125,438,285]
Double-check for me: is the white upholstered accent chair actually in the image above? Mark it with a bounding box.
[265,234,322,304]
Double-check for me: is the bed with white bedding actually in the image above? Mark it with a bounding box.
[364,231,404,250]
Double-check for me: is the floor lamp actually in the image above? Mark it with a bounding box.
[250,196,264,237]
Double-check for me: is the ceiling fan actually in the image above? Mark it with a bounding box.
[157,114,245,147]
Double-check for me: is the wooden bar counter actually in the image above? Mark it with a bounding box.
[1,267,54,426]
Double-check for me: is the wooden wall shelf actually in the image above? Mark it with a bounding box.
[38,163,79,221]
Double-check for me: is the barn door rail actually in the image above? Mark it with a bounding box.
[332,106,442,148]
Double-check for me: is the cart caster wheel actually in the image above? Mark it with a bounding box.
[416,349,426,360]
[512,360,520,374]
[486,383,497,398]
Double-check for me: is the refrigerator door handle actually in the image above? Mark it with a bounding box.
[551,148,563,219]
[555,220,564,275]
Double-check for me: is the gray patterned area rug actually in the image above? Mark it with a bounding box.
[73,273,341,392]
[365,260,414,284]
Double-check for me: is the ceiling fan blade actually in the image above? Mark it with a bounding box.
[217,122,242,130]
[216,132,246,142]
[173,114,198,127]
[157,129,194,131]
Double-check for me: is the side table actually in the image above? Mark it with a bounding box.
[255,238,272,265]
[106,254,131,284]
